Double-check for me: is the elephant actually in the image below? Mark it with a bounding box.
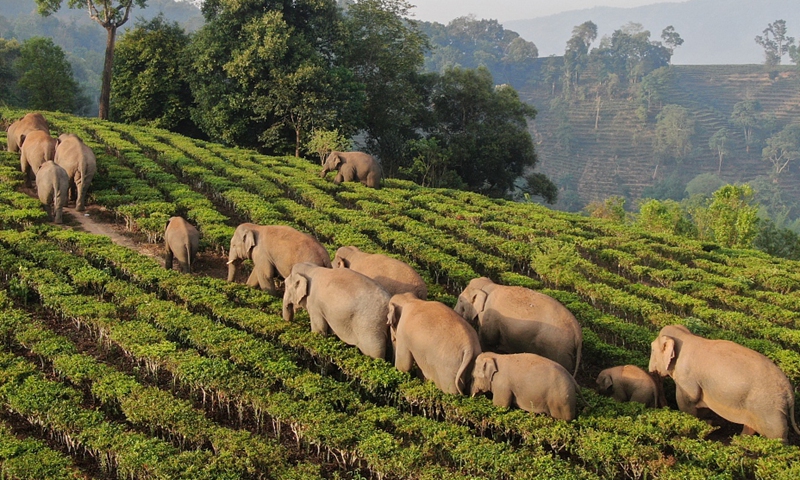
[319,151,381,188]
[226,223,331,295]
[333,245,427,299]
[283,262,392,360]
[596,365,666,408]
[387,292,481,395]
[36,161,69,224]
[164,216,200,274]
[471,352,579,421]
[6,112,49,153]
[649,324,800,442]
[19,129,57,188]
[453,277,582,377]
[54,133,96,212]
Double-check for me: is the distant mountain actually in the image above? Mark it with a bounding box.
[505,0,800,65]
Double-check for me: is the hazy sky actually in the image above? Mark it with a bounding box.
[407,0,687,23]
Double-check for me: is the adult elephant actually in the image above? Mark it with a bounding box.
[454,277,582,377]
[387,292,481,395]
[283,262,392,360]
[226,223,331,295]
[20,130,57,188]
[36,161,69,224]
[6,112,49,153]
[164,216,200,274]
[471,352,580,421]
[333,246,427,299]
[649,324,800,442]
[54,133,96,212]
[319,151,381,188]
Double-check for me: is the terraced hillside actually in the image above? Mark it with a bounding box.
[0,108,799,479]
[523,65,800,208]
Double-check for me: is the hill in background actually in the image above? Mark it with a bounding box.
[506,0,800,65]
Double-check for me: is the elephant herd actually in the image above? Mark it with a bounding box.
[5,112,97,223]
[204,221,800,441]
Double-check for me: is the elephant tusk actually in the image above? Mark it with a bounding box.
[226,259,235,265]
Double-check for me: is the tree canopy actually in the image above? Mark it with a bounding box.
[12,36,84,112]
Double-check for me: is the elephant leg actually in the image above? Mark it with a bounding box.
[675,384,701,417]
[177,259,190,274]
[334,172,344,185]
[394,345,415,374]
[741,425,756,435]
[309,314,330,335]
[76,180,86,211]
[165,248,174,270]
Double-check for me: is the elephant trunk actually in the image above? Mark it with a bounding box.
[227,258,239,282]
[319,166,329,178]
[283,301,294,323]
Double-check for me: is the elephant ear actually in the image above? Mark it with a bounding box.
[387,302,402,329]
[336,257,350,269]
[243,228,256,253]
[597,373,613,392]
[332,153,343,169]
[472,290,488,315]
[483,356,498,384]
[18,134,26,148]
[291,273,310,305]
[660,336,677,373]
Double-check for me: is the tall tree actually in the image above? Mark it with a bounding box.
[590,22,671,84]
[660,25,684,56]
[341,0,430,175]
[708,127,730,174]
[762,123,800,177]
[654,104,695,162]
[111,15,196,135]
[730,99,762,153]
[34,0,148,120]
[0,38,21,106]
[563,21,596,92]
[13,36,81,112]
[755,19,794,66]
[707,184,759,249]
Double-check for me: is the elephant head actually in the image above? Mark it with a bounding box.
[470,353,498,397]
[320,152,343,177]
[595,371,614,394]
[454,277,492,324]
[282,272,309,322]
[227,224,257,282]
[649,334,678,377]
[333,245,357,268]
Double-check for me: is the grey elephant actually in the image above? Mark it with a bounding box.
[54,133,96,212]
[6,112,49,153]
[319,151,381,188]
[283,262,392,360]
[454,277,582,377]
[649,324,800,442]
[596,365,666,408]
[387,292,481,395]
[20,130,57,188]
[36,161,69,224]
[333,245,427,299]
[471,352,579,421]
[164,216,200,274]
[226,223,331,295]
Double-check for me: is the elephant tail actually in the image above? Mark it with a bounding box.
[454,349,473,396]
[570,375,589,408]
[185,243,192,272]
[791,399,800,436]
[572,340,582,378]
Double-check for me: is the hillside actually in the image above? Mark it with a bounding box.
[505,0,800,65]
[522,64,800,213]
[0,108,799,477]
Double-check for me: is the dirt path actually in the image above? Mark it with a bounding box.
[64,206,144,252]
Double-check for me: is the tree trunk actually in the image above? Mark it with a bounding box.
[99,25,117,120]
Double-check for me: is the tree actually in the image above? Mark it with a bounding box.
[563,21,597,92]
[660,25,684,56]
[306,129,352,164]
[0,38,21,106]
[636,66,671,118]
[590,23,671,85]
[13,36,82,112]
[637,198,695,236]
[708,127,730,174]
[342,0,429,175]
[654,104,695,162]
[707,184,759,248]
[762,123,800,177]
[428,67,551,198]
[730,99,762,153]
[398,137,463,189]
[35,0,148,120]
[111,15,196,135]
[755,20,794,66]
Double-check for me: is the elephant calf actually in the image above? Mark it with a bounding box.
[36,161,69,224]
[388,292,481,395]
[320,151,381,188]
[596,365,666,408]
[650,324,800,442]
[471,352,579,421]
[283,262,392,360]
[164,216,200,274]
[20,130,57,188]
[333,245,427,299]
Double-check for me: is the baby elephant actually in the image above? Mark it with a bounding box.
[283,262,392,360]
[472,352,579,421]
[164,216,200,273]
[36,161,69,224]
[596,365,666,408]
[320,151,381,188]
